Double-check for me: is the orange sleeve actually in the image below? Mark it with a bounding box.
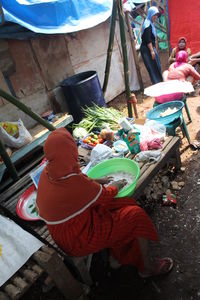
[94,185,118,205]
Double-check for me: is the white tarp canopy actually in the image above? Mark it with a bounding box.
[144,80,194,97]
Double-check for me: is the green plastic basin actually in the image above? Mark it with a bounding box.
[87,158,140,198]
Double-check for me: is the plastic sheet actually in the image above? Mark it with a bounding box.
[144,80,194,97]
[1,0,113,34]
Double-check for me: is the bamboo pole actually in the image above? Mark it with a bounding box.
[0,88,55,183]
[103,0,117,95]
[135,3,147,46]
[135,19,143,46]
[117,0,138,118]
[125,11,143,91]
[0,89,55,131]
[163,0,170,56]
[0,140,19,181]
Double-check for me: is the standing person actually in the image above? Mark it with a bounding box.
[140,6,163,84]
[36,128,173,278]
[168,37,191,65]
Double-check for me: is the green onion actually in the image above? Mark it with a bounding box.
[72,104,124,132]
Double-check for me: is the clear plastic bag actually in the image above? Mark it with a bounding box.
[0,119,32,149]
[144,120,166,140]
[82,144,113,174]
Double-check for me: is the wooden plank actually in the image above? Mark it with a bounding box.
[0,291,9,300]
[0,179,32,205]
[33,248,87,300]
[0,151,43,194]
[132,137,180,199]
[3,284,21,300]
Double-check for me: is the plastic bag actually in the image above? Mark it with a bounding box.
[135,150,162,166]
[144,120,166,140]
[0,119,32,149]
[82,144,113,174]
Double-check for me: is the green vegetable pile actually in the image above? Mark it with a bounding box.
[72,104,124,132]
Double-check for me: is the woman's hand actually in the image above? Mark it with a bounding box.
[110,179,127,191]
[151,50,156,60]
[147,43,155,60]
[95,176,113,185]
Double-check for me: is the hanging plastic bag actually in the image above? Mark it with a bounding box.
[0,119,32,149]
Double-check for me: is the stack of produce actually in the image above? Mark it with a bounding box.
[82,132,104,147]
[72,104,123,137]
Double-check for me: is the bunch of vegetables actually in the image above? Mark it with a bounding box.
[82,132,104,147]
[72,104,123,134]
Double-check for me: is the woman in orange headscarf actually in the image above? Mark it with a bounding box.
[169,37,191,65]
[36,128,173,277]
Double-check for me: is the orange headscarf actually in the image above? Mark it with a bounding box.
[36,128,102,224]
[176,37,187,53]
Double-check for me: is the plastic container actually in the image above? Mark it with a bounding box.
[118,117,132,131]
[61,71,106,123]
[118,128,140,154]
[113,140,129,154]
[41,110,54,122]
[87,158,140,198]
[146,101,184,125]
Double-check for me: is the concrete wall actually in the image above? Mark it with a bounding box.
[0,20,168,129]
[0,20,127,129]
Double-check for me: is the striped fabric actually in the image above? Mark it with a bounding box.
[48,186,158,272]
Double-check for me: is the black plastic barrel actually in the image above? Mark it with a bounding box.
[61,71,106,123]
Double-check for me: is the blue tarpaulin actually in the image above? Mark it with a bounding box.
[0,0,113,34]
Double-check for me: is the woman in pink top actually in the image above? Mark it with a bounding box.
[155,51,200,104]
[165,50,200,82]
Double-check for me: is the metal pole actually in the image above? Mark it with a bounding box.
[163,0,170,56]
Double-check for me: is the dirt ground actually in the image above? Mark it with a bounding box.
[22,92,200,300]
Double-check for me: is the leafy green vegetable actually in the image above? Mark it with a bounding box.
[72,103,123,132]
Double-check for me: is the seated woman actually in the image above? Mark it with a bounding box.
[36,128,173,278]
[155,50,200,104]
[168,37,191,65]
[166,50,200,82]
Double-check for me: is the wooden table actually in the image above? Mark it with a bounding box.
[131,136,181,199]
[0,136,181,298]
